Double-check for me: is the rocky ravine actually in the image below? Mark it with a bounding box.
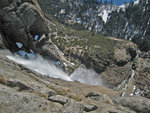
[49,21,150,98]
[0,0,150,113]
[0,50,149,113]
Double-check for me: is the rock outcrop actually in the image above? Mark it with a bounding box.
[0,0,75,70]
[134,56,150,98]
[113,96,150,113]
[101,40,138,88]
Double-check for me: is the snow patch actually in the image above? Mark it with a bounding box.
[98,9,110,23]
[16,50,35,59]
[130,85,136,96]
[34,35,39,41]
[131,70,135,78]
[77,17,82,24]
[119,4,126,10]
[134,0,140,5]
[16,42,23,48]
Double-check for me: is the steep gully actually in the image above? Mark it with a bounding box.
[6,42,141,97]
[116,53,144,97]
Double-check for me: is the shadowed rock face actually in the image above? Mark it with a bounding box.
[0,32,7,49]
[0,0,75,70]
[113,96,150,113]
[0,0,48,49]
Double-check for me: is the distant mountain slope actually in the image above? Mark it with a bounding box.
[102,0,150,51]
[37,0,150,51]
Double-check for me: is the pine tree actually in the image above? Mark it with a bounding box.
[110,0,113,5]
[104,0,108,5]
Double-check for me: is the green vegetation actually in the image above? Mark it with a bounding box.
[50,22,117,72]
[45,10,119,73]
[52,26,116,59]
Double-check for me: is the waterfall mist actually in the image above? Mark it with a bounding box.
[7,54,103,86]
[70,67,103,86]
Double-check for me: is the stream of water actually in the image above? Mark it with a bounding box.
[7,54,103,86]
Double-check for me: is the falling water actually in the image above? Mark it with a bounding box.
[7,54,103,86]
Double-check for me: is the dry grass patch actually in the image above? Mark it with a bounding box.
[0,76,7,85]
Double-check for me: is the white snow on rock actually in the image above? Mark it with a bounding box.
[98,8,111,23]
[16,42,23,48]
[34,35,39,41]
[102,10,109,23]
[134,0,140,5]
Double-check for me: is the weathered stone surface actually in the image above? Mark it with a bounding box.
[48,95,69,105]
[134,57,150,98]
[58,99,84,113]
[114,96,150,113]
[85,92,101,100]
[0,84,62,113]
[114,48,130,65]
[83,104,97,112]
[101,62,132,88]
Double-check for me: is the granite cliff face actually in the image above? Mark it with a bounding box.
[0,0,150,113]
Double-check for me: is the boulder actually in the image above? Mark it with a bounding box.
[85,92,101,100]
[83,104,97,112]
[58,99,84,113]
[114,48,130,65]
[113,96,150,113]
[48,95,69,105]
